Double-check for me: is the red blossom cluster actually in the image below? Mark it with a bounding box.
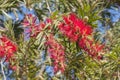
[79,37,104,59]
[0,35,17,61]
[22,14,45,37]
[59,13,104,59]
[59,13,93,42]
[45,34,65,73]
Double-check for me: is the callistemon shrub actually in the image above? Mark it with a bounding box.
[0,35,17,62]
[21,13,105,74]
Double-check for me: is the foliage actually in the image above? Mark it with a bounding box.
[0,0,120,80]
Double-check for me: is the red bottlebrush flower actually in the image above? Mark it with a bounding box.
[22,14,46,38]
[79,37,104,59]
[59,13,93,42]
[45,34,66,73]
[22,14,37,27]
[0,35,17,61]
[59,13,104,60]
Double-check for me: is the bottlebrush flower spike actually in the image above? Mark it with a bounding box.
[59,13,104,60]
[22,14,45,38]
[59,13,93,42]
[45,34,65,73]
[22,14,37,27]
[0,35,17,61]
[79,37,104,59]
